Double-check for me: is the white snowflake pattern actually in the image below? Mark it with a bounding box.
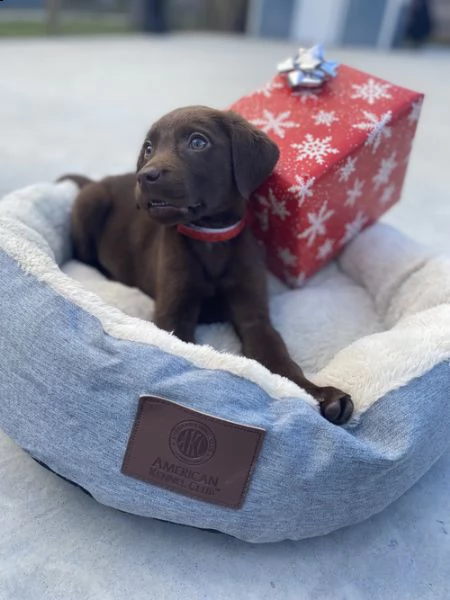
[270,195,290,221]
[380,183,397,205]
[313,110,339,127]
[251,110,299,139]
[288,175,315,206]
[316,239,334,261]
[291,134,339,165]
[256,188,290,220]
[255,194,270,231]
[352,110,392,152]
[277,247,297,268]
[297,201,335,247]
[351,78,392,105]
[255,193,269,208]
[340,212,368,246]
[408,99,423,125]
[253,79,284,98]
[345,178,365,207]
[255,209,269,231]
[372,152,398,190]
[284,271,306,288]
[293,89,320,104]
[338,156,357,182]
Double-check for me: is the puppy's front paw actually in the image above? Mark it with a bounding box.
[318,387,353,425]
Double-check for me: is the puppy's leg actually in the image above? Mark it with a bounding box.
[153,281,201,344]
[225,282,353,425]
[71,182,112,274]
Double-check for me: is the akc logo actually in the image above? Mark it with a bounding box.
[169,420,216,465]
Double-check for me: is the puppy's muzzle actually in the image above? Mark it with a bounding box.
[137,167,163,190]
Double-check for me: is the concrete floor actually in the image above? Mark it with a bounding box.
[0,35,449,599]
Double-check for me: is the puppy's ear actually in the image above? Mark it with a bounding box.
[225,111,280,199]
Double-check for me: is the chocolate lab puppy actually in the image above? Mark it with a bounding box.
[67,106,353,424]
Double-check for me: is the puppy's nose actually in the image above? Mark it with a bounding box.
[139,168,161,185]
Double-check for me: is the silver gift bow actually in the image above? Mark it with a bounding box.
[277,44,339,89]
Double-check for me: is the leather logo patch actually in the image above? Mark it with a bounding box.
[121,396,265,509]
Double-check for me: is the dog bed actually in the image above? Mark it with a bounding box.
[0,180,449,543]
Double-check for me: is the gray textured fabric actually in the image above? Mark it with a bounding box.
[1,180,449,543]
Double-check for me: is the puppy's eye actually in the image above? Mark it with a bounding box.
[188,134,209,151]
[144,141,153,157]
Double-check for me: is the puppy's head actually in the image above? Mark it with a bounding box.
[135,106,279,226]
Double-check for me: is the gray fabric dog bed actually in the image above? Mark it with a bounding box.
[0,180,449,543]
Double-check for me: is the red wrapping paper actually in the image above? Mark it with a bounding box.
[230,64,424,287]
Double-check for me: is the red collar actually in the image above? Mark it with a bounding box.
[177,217,246,243]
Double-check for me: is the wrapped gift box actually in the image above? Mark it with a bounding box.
[230,50,424,287]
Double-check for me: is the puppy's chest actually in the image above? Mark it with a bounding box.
[192,241,231,283]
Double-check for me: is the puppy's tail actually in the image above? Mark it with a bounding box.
[57,174,93,190]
